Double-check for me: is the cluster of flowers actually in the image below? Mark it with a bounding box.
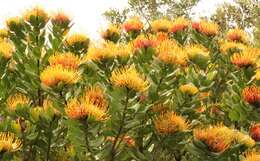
[0,6,259,161]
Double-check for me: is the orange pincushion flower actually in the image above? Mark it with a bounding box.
[151,19,171,32]
[156,39,188,66]
[0,132,22,152]
[7,93,30,111]
[84,85,108,111]
[154,111,190,135]
[49,52,80,70]
[6,17,24,32]
[156,32,168,42]
[51,12,71,27]
[65,98,107,121]
[219,41,247,54]
[23,6,49,26]
[110,65,149,92]
[192,20,219,36]
[179,83,199,95]
[242,86,260,104]
[194,124,234,153]
[243,151,260,161]
[169,17,190,33]
[227,28,249,44]
[234,130,256,148]
[101,25,120,41]
[65,33,90,52]
[250,123,260,142]
[122,17,143,33]
[133,34,158,49]
[40,65,80,87]
[231,50,257,67]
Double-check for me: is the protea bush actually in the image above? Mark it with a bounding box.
[0,6,259,161]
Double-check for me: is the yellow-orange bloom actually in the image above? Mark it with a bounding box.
[51,12,71,27]
[40,65,80,87]
[234,130,255,148]
[194,124,234,153]
[192,20,219,36]
[0,132,22,152]
[110,65,149,92]
[186,44,210,59]
[151,19,171,32]
[65,33,90,52]
[231,51,257,67]
[179,84,199,95]
[84,42,133,62]
[0,29,8,39]
[133,34,158,49]
[7,93,30,111]
[101,25,120,41]
[250,123,260,142]
[243,151,260,161]
[242,86,260,104]
[23,6,49,26]
[219,41,247,54]
[255,70,260,81]
[169,17,190,33]
[154,111,190,134]
[156,39,188,66]
[227,28,249,44]
[65,98,107,121]
[6,17,23,31]
[49,52,80,70]
[0,41,15,59]
[84,85,108,111]
[122,17,143,33]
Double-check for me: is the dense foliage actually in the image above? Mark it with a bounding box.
[0,6,259,161]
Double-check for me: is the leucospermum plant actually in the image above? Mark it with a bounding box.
[0,6,259,161]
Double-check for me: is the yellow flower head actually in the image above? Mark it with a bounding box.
[169,17,190,33]
[122,17,143,33]
[133,34,158,49]
[0,29,8,39]
[179,83,199,95]
[23,6,49,26]
[65,33,90,52]
[0,41,15,59]
[40,65,80,87]
[194,124,235,153]
[231,50,257,68]
[6,17,23,32]
[227,28,249,44]
[151,19,171,32]
[219,41,247,54]
[84,42,133,62]
[192,20,219,36]
[7,93,30,111]
[110,65,149,92]
[101,25,120,41]
[154,111,190,135]
[51,12,71,28]
[65,98,88,120]
[186,44,210,59]
[84,85,108,111]
[234,130,255,148]
[243,151,260,161]
[0,132,22,152]
[49,52,80,70]
[65,98,107,121]
[156,39,188,66]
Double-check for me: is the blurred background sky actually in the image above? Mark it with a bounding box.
[0,0,231,39]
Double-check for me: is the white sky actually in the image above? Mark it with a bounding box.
[0,0,230,39]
